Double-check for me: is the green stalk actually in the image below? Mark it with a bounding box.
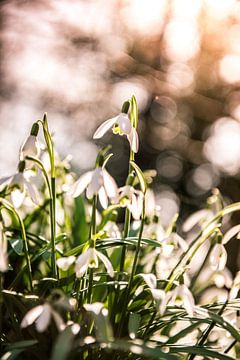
[26,156,57,279]
[87,195,97,304]
[119,208,131,272]
[50,176,57,279]
[117,198,145,337]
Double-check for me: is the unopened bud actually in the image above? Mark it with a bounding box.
[18,160,26,173]
[30,122,39,136]
[121,101,130,114]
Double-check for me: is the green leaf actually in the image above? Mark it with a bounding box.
[105,339,178,359]
[51,326,78,360]
[128,312,141,339]
[72,196,88,246]
[130,161,146,194]
[169,345,234,360]
[9,238,23,255]
[5,340,38,350]
[42,249,51,261]
[165,322,201,345]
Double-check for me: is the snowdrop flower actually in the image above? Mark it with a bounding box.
[20,123,40,160]
[57,256,76,271]
[21,303,65,333]
[119,185,144,220]
[0,223,8,272]
[0,161,40,208]
[69,167,118,209]
[160,285,195,317]
[210,243,227,271]
[104,221,121,238]
[93,112,139,153]
[75,247,114,278]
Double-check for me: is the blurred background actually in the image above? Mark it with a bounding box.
[1,0,240,262]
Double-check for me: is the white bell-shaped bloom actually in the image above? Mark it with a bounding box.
[93,113,139,153]
[56,256,76,271]
[75,247,114,278]
[69,168,118,209]
[20,135,40,160]
[119,185,144,220]
[0,170,40,208]
[160,285,195,317]
[210,243,227,271]
[21,303,65,333]
[0,223,8,272]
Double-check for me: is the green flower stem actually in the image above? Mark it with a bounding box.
[26,156,57,279]
[117,198,145,337]
[119,208,131,272]
[120,151,134,273]
[50,176,57,279]
[87,195,97,304]
[0,199,33,291]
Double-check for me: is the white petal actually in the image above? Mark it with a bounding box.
[102,169,118,199]
[150,288,165,301]
[51,309,66,331]
[93,117,117,139]
[96,250,114,277]
[75,249,91,277]
[223,224,240,244]
[181,286,195,317]
[20,135,40,159]
[139,273,157,289]
[210,244,227,271]
[69,171,93,198]
[84,302,104,315]
[127,127,139,153]
[173,233,188,252]
[24,179,40,205]
[182,209,213,232]
[145,189,156,218]
[98,186,108,209]
[35,304,51,332]
[21,305,44,328]
[11,189,25,208]
[128,193,141,220]
[159,292,172,315]
[10,173,24,191]
[0,176,12,187]
[118,114,132,135]
[76,263,89,278]
[57,256,76,271]
[88,248,99,268]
